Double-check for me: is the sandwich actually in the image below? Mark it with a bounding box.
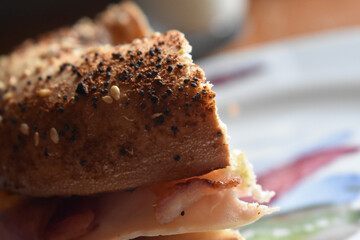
[0,2,277,240]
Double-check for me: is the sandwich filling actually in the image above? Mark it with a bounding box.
[0,151,277,240]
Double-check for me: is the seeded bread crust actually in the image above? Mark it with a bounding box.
[0,1,152,87]
[0,31,230,197]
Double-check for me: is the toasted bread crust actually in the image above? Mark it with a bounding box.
[0,31,229,196]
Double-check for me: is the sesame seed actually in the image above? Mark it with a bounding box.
[167,57,171,63]
[20,123,29,135]
[129,61,135,67]
[106,71,111,78]
[193,77,199,81]
[149,89,157,95]
[181,211,185,216]
[91,86,97,92]
[217,131,222,136]
[139,90,145,96]
[171,126,178,133]
[38,76,43,81]
[167,66,173,72]
[202,90,207,95]
[75,82,88,95]
[95,52,99,57]
[157,56,162,62]
[151,96,159,104]
[112,53,121,58]
[104,81,110,87]
[161,94,167,99]
[119,57,124,61]
[102,96,113,104]
[192,93,201,102]
[38,88,51,97]
[107,66,112,71]
[137,50,142,56]
[85,57,89,62]
[100,88,108,94]
[44,150,49,157]
[83,78,88,83]
[80,161,86,166]
[46,75,52,80]
[186,103,192,107]
[154,115,164,125]
[184,79,190,83]
[137,73,143,79]
[135,64,139,70]
[98,67,104,73]
[27,81,31,86]
[98,61,103,67]
[50,128,59,144]
[177,64,183,69]
[156,80,163,86]
[149,49,155,56]
[146,72,152,77]
[125,99,130,106]
[156,63,162,68]
[153,70,158,75]
[166,88,173,95]
[34,132,40,146]
[130,54,135,58]
[178,86,184,91]
[174,155,181,161]
[92,96,98,102]
[120,149,126,155]
[164,109,170,115]
[58,107,64,113]
[33,125,38,131]
[191,82,197,87]
[110,85,121,100]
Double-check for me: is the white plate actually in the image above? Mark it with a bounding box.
[198,28,360,174]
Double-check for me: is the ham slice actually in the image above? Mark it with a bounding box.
[0,150,277,240]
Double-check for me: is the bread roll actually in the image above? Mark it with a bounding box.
[0,31,229,196]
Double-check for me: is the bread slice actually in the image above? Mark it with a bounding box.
[0,31,230,196]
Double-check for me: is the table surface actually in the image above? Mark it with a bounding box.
[217,0,360,54]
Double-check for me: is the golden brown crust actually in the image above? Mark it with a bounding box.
[98,1,152,44]
[0,31,229,197]
[0,1,151,88]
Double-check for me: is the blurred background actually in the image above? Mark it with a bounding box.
[1,0,360,239]
[2,0,360,56]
